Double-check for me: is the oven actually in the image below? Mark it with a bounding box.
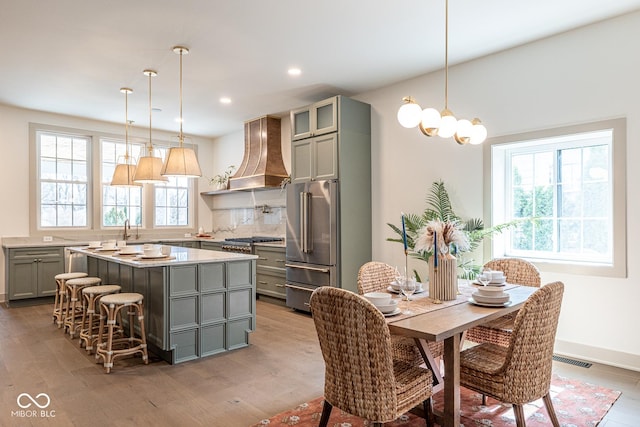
[220,236,283,254]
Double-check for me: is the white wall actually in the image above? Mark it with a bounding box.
[0,105,215,296]
[355,11,640,369]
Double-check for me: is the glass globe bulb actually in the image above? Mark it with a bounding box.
[397,101,422,128]
[421,108,441,129]
[438,113,458,138]
[469,120,488,145]
[456,119,472,138]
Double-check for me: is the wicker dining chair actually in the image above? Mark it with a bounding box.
[465,257,541,347]
[310,286,434,427]
[460,281,564,427]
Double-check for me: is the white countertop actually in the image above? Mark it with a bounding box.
[68,245,257,267]
[1,236,226,249]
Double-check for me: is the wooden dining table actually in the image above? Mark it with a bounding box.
[387,284,538,427]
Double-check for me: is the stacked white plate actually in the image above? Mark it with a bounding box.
[470,285,510,306]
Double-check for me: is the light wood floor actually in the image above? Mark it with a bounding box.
[1,299,638,426]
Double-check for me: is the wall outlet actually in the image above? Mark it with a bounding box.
[43,236,53,242]
[184,233,192,238]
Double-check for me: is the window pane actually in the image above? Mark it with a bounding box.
[41,183,56,203]
[73,206,87,227]
[583,219,609,256]
[73,138,87,161]
[533,219,554,251]
[155,207,166,226]
[57,137,72,159]
[41,205,56,227]
[41,158,57,180]
[41,135,57,157]
[57,205,72,226]
[100,138,144,227]
[496,126,614,266]
[57,159,72,181]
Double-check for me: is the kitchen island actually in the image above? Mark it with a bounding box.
[68,245,257,364]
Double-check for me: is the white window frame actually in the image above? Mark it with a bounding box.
[31,125,92,231]
[484,118,627,278]
[30,123,198,236]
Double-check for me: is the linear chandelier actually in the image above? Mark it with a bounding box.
[397,0,487,145]
[111,88,142,186]
[161,45,202,178]
[134,69,169,184]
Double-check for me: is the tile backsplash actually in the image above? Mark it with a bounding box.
[210,206,286,239]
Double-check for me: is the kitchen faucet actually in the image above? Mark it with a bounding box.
[123,219,131,241]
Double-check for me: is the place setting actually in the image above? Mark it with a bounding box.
[469,269,512,307]
[363,292,401,317]
[135,244,173,260]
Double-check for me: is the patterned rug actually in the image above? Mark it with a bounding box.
[251,374,620,427]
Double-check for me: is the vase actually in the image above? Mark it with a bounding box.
[428,253,458,301]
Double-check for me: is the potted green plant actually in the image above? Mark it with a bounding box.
[388,180,518,281]
[209,165,236,190]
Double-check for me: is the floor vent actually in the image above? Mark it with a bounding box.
[552,355,592,368]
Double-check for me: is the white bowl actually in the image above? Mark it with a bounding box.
[363,292,392,306]
[376,299,399,313]
[472,292,510,304]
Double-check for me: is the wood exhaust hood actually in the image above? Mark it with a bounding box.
[228,115,289,190]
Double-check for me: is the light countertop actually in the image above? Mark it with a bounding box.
[68,245,256,267]
[1,236,227,249]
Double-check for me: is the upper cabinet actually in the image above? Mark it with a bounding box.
[290,95,371,184]
[290,96,338,141]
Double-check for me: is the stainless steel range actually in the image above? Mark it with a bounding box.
[221,236,284,254]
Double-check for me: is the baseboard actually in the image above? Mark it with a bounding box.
[555,339,640,372]
[0,293,5,304]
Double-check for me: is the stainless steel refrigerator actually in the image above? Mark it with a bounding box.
[285,180,338,311]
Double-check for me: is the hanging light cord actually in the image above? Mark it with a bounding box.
[148,73,153,155]
[124,89,130,162]
[178,48,184,147]
[444,0,449,111]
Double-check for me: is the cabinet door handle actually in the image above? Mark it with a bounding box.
[275,284,285,288]
[258,281,268,285]
[258,257,268,260]
[275,259,285,263]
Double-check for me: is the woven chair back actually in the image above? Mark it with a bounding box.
[484,258,541,288]
[501,281,564,403]
[357,261,396,295]
[310,286,398,421]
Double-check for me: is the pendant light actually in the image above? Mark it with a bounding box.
[111,88,142,186]
[161,46,202,178]
[396,0,487,145]
[133,69,169,184]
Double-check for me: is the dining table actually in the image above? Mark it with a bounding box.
[386,281,538,427]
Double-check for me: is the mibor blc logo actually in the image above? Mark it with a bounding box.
[12,393,56,418]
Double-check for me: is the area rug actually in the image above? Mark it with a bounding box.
[251,374,620,426]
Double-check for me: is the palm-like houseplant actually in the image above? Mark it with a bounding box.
[388,181,516,281]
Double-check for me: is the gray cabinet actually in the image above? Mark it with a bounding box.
[87,255,255,364]
[200,241,223,251]
[292,133,338,183]
[6,247,64,301]
[291,96,338,141]
[255,246,286,300]
[288,95,372,296]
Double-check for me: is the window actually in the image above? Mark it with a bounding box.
[31,123,198,235]
[488,119,627,278]
[37,130,89,228]
[101,139,143,227]
[154,147,192,227]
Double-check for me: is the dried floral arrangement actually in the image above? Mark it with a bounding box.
[388,181,516,281]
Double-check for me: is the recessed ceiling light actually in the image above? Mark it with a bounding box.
[220,97,231,104]
[288,67,301,76]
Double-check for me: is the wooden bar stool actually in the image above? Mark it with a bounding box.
[52,272,88,328]
[64,277,101,338]
[95,293,149,374]
[78,285,122,353]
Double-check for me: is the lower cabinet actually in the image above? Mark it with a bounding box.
[255,246,286,300]
[87,256,256,364]
[200,241,223,251]
[6,246,64,302]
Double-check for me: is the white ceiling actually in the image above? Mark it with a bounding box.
[2,0,640,138]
